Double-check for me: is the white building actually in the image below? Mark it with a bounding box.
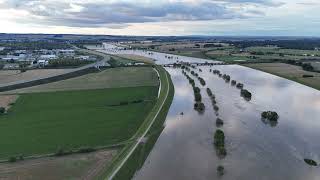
[40,54,57,60]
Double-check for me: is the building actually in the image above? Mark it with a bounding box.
[40,54,57,60]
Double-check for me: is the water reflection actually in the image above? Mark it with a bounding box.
[134,65,320,180]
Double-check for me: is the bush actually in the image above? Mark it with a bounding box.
[194,102,205,112]
[54,148,71,156]
[214,129,225,147]
[206,88,213,97]
[304,159,318,166]
[198,77,206,86]
[216,118,224,127]
[9,156,17,162]
[231,80,237,85]
[213,105,219,111]
[217,165,225,176]
[222,74,231,82]
[302,74,314,78]
[261,111,279,121]
[120,101,129,105]
[78,147,96,153]
[194,93,202,102]
[0,107,5,114]
[236,83,244,89]
[193,87,201,94]
[240,89,252,100]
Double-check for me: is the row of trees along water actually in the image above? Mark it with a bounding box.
[209,67,316,166]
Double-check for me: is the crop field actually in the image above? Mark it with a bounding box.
[3,67,158,94]
[244,63,320,90]
[0,69,73,85]
[0,86,158,159]
[0,149,116,180]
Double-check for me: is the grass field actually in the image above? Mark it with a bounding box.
[244,63,320,90]
[3,67,158,94]
[0,86,158,159]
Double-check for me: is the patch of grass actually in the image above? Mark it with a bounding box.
[0,86,158,159]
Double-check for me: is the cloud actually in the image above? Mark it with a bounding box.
[0,0,282,28]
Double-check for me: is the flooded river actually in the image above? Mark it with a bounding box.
[96,44,320,179]
[134,65,320,180]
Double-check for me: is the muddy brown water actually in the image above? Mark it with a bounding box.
[134,65,320,180]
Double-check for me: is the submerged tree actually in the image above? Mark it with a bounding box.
[216,118,224,127]
[240,89,252,100]
[261,111,279,121]
[304,159,318,166]
[236,83,244,89]
[231,80,237,86]
[217,165,225,176]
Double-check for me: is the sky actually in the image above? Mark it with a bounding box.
[0,0,319,36]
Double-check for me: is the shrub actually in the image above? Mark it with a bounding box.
[194,93,202,102]
[240,89,252,100]
[304,159,318,166]
[302,74,314,78]
[198,77,206,86]
[9,156,17,162]
[217,165,225,176]
[206,88,213,97]
[119,101,129,106]
[214,129,225,147]
[231,80,237,85]
[222,74,231,82]
[0,107,5,114]
[78,147,96,153]
[194,102,205,112]
[261,111,279,121]
[236,83,244,89]
[216,118,224,127]
[213,105,219,111]
[193,87,201,94]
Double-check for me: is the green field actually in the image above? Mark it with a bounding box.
[0,86,158,159]
[3,67,158,94]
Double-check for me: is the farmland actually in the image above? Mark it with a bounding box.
[3,67,158,94]
[244,63,320,90]
[0,86,158,159]
[0,149,116,180]
[0,69,73,85]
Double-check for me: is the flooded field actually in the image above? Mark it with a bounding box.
[134,65,320,180]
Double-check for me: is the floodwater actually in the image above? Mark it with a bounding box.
[97,48,222,64]
[133,65,320,180]
[98,44,320,179]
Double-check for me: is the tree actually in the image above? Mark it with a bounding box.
[261,111,279,121]
[0,107,5,114]
[216,118,224,127]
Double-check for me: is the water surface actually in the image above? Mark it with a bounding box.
[134,65,320,180]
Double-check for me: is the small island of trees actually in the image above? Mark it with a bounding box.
[240,89,252,100]
[261,111,279,121]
